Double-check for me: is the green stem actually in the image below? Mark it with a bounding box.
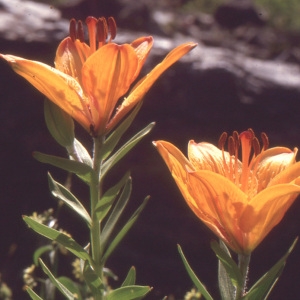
[90,136,105,300]
[236,253,251,299]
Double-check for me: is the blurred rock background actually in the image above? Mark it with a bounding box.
[1,0,300,299]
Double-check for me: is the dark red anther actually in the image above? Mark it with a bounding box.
[218,132,227,150]
[69,18,77,42]
[97,17,108,45]
[252,137,260,156]
[77,20,85,42]
[107,17,117,40]
[228,136,235,156]
[261,132,269,150]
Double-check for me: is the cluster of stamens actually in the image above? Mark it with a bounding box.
[69,17,117,52]
[218,129,269,194]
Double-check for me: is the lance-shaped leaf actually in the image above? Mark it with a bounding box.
[101,122,155,177]
[33,245,53,266]
[39,259,75,300]
[242,238,298,300]
[44,99,75,148]
[33,151,95,184]
[102,101,143,161]
[68,138,93,167]
[94,171,130,222]
[48,173,92,228]
[26,286,43,300]
[101,196,149,264]
[211,240,243,289]
[58,277,82,300]
[107,285,152,300]
[218,240,235,300]
[178,245,214,300]
[100,176,132,251]
[23,216,94,267]
[122,267,136,287]
[83,260,104,297]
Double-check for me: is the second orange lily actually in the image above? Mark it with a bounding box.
[1,17,196,136]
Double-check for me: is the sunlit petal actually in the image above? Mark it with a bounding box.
[107,42,197,132]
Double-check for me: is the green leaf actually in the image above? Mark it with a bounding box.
[242,237,298,300]
[102,101,143,160]
[100,177,132,251]
[122,267,136,287]
[58,277,82,300]
[101,122,155,177]
[95,172,130,222]
[67,139,93,167]
[107,285,151,300]
[26,286,43,300]
[39,259,75,300]
[33,151,95,184]
[211,240,243,289]
[48,173,92,228]
[83,261,104,297]
[101,196,149,264]
[33,245,53,265]
[23,216,94,266]
[218,240,235,300]
[178,245,214,300]
[44,99,75,148]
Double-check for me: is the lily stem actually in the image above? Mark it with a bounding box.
[90,136,105,300]
[236,253,251,299]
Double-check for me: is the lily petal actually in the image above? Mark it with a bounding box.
[106,42,197,132]
[240,183,300,252]
[1,54,92,131]
[81,43,139,133]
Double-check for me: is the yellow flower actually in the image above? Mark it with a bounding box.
[154,129,300,254]
[1,17,196,136]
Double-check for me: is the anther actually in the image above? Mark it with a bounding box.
[97,17,108,46]
[252,137,260,156]
[228,136,235,156]
[69,18,77,42]
[77,20,85,42]
[261,132,269,150]
[218,132,227,150]
[107,17,117,41]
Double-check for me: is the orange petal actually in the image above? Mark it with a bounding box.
[1,54,92,131]
[131,36,154,80]
[239,183,300,252]
[81,43,139,134]
[106,42,197,133]
[55,37,90,86]
[188,140,232,175]
[188,170,247,253]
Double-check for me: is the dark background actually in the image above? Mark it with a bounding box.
[1,0,300,299]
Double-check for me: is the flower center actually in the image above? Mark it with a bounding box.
[218,129,269,195]
[69,16,117,54]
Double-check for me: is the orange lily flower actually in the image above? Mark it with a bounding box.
[1,17,196,136]
[154,129,300,254]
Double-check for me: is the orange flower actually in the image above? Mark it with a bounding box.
[1,17,196,136]
[154,129,300,254]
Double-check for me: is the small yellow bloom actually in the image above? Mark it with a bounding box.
[1,17,196,136]
[154,129,300,253]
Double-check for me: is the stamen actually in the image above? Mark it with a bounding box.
[252,137,260,156]
[69,18,77,42]
[97,17,108,48]
[86,16,98,54]
[218,132,227,150]
[107,17,117,41]
[228,136,235,156]
[261,132,269,150]
[77,20,85,42]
